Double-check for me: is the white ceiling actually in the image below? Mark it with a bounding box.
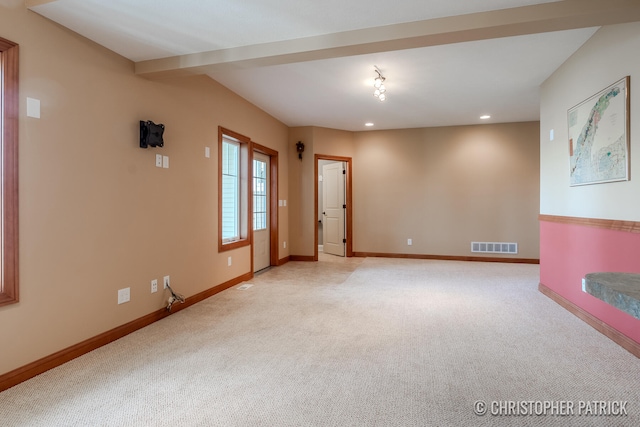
[26,0,640,131]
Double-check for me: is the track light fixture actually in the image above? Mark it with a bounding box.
[373,66,387,102]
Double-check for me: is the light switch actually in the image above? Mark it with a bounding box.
[117,287,130,304]
[155,154,163,168]
[550,129,554,141]
[27,97,40,118]
[205,147,210,158]
[162,155,169,169]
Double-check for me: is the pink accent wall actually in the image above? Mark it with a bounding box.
[540,220,640,344]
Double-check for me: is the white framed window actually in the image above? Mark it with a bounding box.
[218,127,250,252]
[253,159,267,231]
[222,138,240,242]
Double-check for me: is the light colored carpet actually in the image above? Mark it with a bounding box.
[1,255,638,426]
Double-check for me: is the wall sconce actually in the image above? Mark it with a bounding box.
[296,141,305,160]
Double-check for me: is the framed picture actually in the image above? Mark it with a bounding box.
[567,76,630,186]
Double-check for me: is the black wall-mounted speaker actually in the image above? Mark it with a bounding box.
[139,120,165,148]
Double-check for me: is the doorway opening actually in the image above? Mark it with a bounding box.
[314,154,353,261]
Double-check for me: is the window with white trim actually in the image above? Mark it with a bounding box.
[222,138,240,242]
[252,158,267,231]
[218,127,250,252]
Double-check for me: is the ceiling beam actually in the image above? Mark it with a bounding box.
[24,0,59,6]
[135,0,640,78]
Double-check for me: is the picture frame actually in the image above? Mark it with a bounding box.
[567,76,630,186]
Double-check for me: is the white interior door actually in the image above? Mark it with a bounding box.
[253,153,270,272]
[322,162,345,257]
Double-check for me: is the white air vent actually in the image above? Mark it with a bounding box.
[471,242,518,254]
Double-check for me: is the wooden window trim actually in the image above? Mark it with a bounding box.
[0,37,19,307]
[252,143,279,269]
[218,127,251,252]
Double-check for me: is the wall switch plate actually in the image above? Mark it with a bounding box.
[550,129,555,141]
[228,256,232,266]
[283,241,286,249]
[407,238,412,246]
[582,278,586,292]
[162,155,169,169]
[27,97,41,118]
[205,146,210,158]
[151,279,158,293]
[118,287,130,304]
[155,154,163,167]
[163,275,170,289]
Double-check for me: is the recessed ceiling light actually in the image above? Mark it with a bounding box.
[480,115,491,120]
[365,122,374,127]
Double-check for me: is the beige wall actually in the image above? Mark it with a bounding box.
[288,126,355,256]
[288,122,540,259]
[540,22,640,221]
[287,127,315,256]
[352,124,540,258]
[0,6,288,375]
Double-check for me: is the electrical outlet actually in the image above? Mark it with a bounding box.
[163,275,170,289]
[118,287,130,304]
[407,238,412,246]
[151,279,158,293]
[228,256,232,266]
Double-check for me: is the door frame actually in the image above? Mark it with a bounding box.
[314,154,353,261]
[252,143,279,273]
